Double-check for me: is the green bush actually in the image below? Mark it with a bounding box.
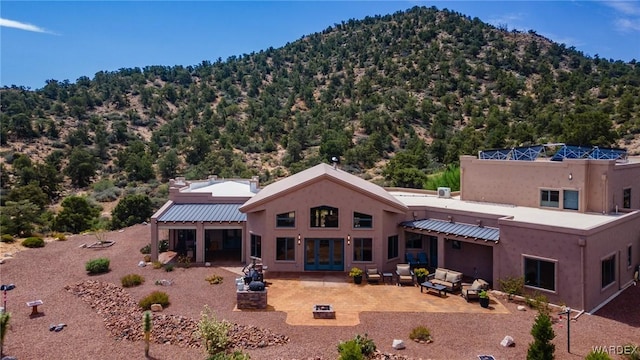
[164,264,174,272]
[85,257,110,274]
[140,243,151,254]
[409,326,432,342]
[197,305,231,356]
[139,291,170,310]
[152,261,163,269]
[22,236,45,248]
[121,274,145,287]
[337,338,364,360]
[585,350,613,360]
[1,234,15,243]
[499,275,524,298]
[206,274,224,285]
[140,240,169,254]
[623,343,640,360]
[207,351,251,360]
[53,232,67,241]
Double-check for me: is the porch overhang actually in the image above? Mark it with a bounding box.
[401,218,500,242]
[157,203,246,223]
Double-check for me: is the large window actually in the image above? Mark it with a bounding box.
[602,254,616,288]
[387,235,399,260]
[310,206,339,228]
[276,212,295,228]
[353,212,373,228]
[353,238,372,262]
[563,190,579,210]
[623,188,631,209]
[524,256,556,291]
[250,234,261,259]
[540,190,559,208]
[406,232,423,249]
[276,237,295,261]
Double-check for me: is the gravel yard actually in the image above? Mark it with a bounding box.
[1,224,638,360]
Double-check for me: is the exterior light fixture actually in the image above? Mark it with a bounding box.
[297,234,301,245]
[347,234,351,245]
[568,173,573,180]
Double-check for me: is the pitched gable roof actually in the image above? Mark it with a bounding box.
[239,163,408,213]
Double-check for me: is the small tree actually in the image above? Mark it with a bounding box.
[143,311,152,358]
[197,305,230,357]
[0,312,10,358]
[527,312,556,360]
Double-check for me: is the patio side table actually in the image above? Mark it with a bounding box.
[382,272,393,285]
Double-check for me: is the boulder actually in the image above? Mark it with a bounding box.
[500,335,515,347]
[517,305,526,311]
[150,303,163,312]
[392,339,406,350]
[138,261,146,267]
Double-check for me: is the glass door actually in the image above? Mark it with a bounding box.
[304,238,344,271]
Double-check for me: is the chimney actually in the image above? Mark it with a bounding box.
[250,176,259,193]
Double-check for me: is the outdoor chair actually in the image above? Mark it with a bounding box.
[405,253,419,268]
[462,279,489,302]
[395,263,414,286]
[417,252,428,267]
[365,267,382,284]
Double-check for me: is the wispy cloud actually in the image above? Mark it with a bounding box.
[602,1,640,32]
[0,18,56,34]
[486,13,525,30]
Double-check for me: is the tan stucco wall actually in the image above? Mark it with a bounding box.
[460,156,640,214]
[243,178,405,273]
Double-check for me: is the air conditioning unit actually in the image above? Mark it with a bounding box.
[437,187,451,198]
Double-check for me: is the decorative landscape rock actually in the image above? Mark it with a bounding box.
[392,339,406,350]
[517,305,526,311]
[64,280,289,350]
[500,335,515,347]
[150,303,163,312]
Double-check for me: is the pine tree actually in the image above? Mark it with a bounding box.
[527,312,556,360]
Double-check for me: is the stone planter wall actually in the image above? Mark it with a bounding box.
[236,289,267,309]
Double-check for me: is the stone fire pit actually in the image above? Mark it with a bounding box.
[313,304,335,319]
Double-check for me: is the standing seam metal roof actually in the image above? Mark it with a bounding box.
[157,204,246,222]
[401,219,500,241]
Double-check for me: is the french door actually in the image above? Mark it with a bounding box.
[304,238,344,271]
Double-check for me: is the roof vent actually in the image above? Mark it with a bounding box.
[437,187,451,198]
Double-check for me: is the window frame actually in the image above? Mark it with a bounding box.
[627,244,633,268]
[250,234,262,259]
[405,232,423,249]
[601,253,616,289]
[276,211,296,228]
[352,237,373,262]
[523,255,557,293]
[275,237,296,261]
[353,212,373,229]
[310,205,339,228]
[540,189,560,208]
[387,235,399,260]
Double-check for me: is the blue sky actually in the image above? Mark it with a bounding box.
[1,1,639,90]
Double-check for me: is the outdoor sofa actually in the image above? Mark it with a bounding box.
[427,267,463,292]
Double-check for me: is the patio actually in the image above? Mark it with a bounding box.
[246,273,509,326]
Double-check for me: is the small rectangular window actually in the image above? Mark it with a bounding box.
[387,235,399,260]
[353,238,372,262]
[540,190,560,208]
[563,190,579,210]
[276,212,295,228]
[353,212,373,228]
[623,188,631,209]
[250,234,262,259]
[628,245,632,268]
[276,237,295,261]
[602,255,616,288]
[524,256,556,291]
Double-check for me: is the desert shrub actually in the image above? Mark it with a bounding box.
[206,274,224,285]
[139,291,170,310]
[207,351,251,360]
[177,255,191,268]
[140,240,169,254]
[527,312,555,360]
[140,244,151,254]
[22,236,45,248]
[623,343,640,360]
[164,264,174,272]
[409,326,432,342]
[85,257,110,274]
[1,234,15,243]
[337,333,375,359]
[197,305,231,356]
[121,274,145,287]
[53,232,67,241]
[337,338,364,360]
[499,275,524,298]
[152,261,163,269]
[143,254,151,262]
[585,350,613,360]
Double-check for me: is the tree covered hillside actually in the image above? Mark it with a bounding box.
[1,6,639,235]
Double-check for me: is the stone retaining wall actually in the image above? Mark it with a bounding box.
[236,289,267,309]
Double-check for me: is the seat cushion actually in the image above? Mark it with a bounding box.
[470,280,482,290]
[445,272,462,283]
[367,268,378,275]
[397,265,411,276]
[435,269,447,281]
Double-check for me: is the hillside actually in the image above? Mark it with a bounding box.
[1,6,639,206]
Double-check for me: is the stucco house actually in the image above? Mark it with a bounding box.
[151,144,640,313]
